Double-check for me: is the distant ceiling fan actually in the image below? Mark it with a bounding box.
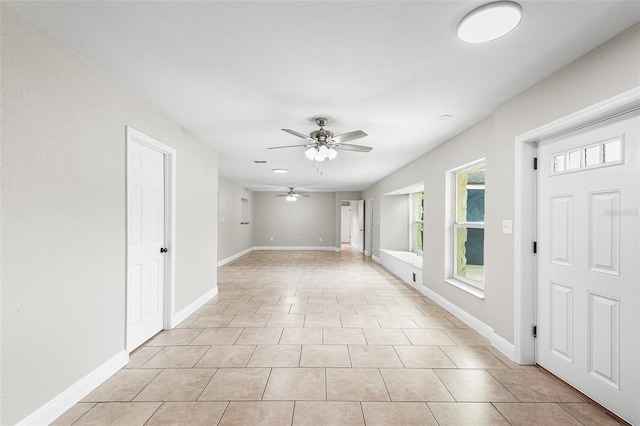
[268,117,372,162]
[275,187,309,202]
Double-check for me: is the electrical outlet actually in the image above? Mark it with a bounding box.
[297,237,302,241]
[502,220,513,235]
[319,237,322,242]
[269,237,274,242]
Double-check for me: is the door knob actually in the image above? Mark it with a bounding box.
[160,247,168,253]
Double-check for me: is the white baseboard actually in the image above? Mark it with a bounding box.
[218,247,253,267]
[18,350,128,426]
[171,286,218,327]
[252,246,337,251]
[414,284,517,363]
[372,255,380,263]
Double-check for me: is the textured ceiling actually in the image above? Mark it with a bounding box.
[7,1,640,192]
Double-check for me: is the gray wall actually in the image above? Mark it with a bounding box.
[0,6,219,424]
[380,194,411,251]
[364,23,640,345]
[218,177,254,261]
[252,191,336,248]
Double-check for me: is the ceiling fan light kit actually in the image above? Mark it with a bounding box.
[269,117,372,171]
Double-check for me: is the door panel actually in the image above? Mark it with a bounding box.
[127,140,165,352]
[537,110,639,424]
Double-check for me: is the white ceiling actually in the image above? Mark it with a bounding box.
[7,1,640,193]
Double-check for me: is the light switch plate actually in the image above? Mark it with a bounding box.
[502,219,513,235]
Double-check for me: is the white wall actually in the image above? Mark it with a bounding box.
[252,191,336,248]
[218,177,254,262]
[0,6,219,424]
[364,23,640,346]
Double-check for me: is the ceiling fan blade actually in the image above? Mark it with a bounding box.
[282,129,313,140]
[275,194,288,197]
[332,130,367,143]
[335,143,373,152]
[267,143,312,149]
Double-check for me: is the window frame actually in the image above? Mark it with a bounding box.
[450,161,486,292]
[411,191,424,255]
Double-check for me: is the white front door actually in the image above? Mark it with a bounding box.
[127,140,166,352]
[537,110,639,424]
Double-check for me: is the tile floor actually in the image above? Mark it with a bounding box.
[53,246,624,425]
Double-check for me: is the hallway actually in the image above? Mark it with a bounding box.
[54,246,622,425]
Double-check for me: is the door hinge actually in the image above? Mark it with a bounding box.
[533,325,537,338]
[533,157,538,170]
[533,241,537,254]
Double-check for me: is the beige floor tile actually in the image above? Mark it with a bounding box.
[409,315,457,329]
[74,402,161,426]
[354,304,390,315]
[280,327,323,344]
[134,369,216,401]
[326,368,389,401]
[488,369,584,402]
[125,347,163,368]
[227,314,271,327]
[190,327,242,345]
[188,314,235,328]
[558,402,623,426]
[361,401,437,425]
[300,345,351,367]
[394,346,457,369]
[290,304,324,314]
[366,296,398,305]
[348,345,403,368]
[401,329,457,345]
[304,313,342,328]
[363,328,412,345]
[435,369,518,402]
[322,304,357,314]
[266,313,305,327]
[199,368,270,401]
[340,314,381,328]
[51,403,95,426]
[219,401,294,426]
[442,328,491,346]
[323,328,367,345]
[494,402,583,425]
[376,315,419,329]
[248,344,302,367]
[428,402,510,425]
[235,327,283,344]
[308,295,338,304]
[256,304,292,314]
[195,345,255,368]
[142,346,209,369]
[263,368,326,400]
[441,346,510,369]
[220,304,259,315]
[293,401,364,426]
[279,296,309,304]
[82,369,161,402]
[380,369,454,402]
[384,305,424,315]
[145,329,202,346]
[194,304,230,315]
[146,402,227,425]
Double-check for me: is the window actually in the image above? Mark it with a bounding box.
[453,163,485,289]
[551,136,623,174]
[412,192,424,253]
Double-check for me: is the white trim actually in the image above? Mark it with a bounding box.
[171,286,219,328]
[372,255,380,263]
[218,247,253,267]
[17,351,128,426]
[126,126,177,347]
[513,86,640,365]
[419,284,515,361]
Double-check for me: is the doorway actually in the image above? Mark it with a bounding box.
[126,127,176,352]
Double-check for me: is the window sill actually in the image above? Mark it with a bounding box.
[445,279,485,300]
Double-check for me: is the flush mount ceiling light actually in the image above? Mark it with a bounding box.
[457,1,522,43]
[272,169,288,174]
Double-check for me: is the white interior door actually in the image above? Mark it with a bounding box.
[537,110,639,424]
[341,206,351,243]
[127,140,166,352]
[357,199,365,253]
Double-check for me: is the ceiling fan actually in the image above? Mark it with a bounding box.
[275,187,309,202]
[268,117,372,162]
